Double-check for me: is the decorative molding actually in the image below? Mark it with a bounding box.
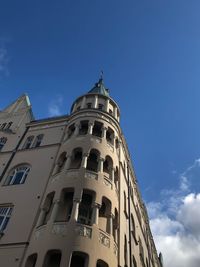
[75,225,92,239]
[85,171,98,180]
[99,231,110,248]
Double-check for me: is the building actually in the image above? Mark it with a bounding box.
[0,78,163,267]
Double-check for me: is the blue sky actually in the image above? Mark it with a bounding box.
[1,1,200,266]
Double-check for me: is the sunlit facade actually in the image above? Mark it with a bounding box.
[0,79,163,267]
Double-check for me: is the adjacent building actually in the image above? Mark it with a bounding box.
[0,78,163,267]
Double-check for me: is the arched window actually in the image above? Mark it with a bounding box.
[70,252,88,267]
[113,208,119,243]
[55,189,74,222]
[103,156,113,180]
[0,137,7,151]
[67,124,75,138]
[55,152,67,173]
[78,191,93,225]
[87,149,99,172]
[42,250,61,267]
[69,148,83,169]
[33,134,44,148]
[39,192,55,226]
[92,121,103,137]
[25,253,37,267]
[23,136,34,149]
[79,121,89,135]
[106,127,114,145]
[0,205,13,232]
[114,167,119,189]
[99,197,112,234]
[5,165,30,185]
[97,259,109,267]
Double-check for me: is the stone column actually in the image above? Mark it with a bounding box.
[88,122,94,135]
[102,126,107,139]
[92,203,100,225]
[72,102,77,113]
[93,95,98,108]
[81,153,89,169]
[109,214,113,236]
[71,198,81,222]
[50,200,60,222]
[111,167,115,187]
[36,207,47,227]
[81,96,86,109]
[74,123,80,136]
[114,228,118,244]
[64,155,71,170]
[114,106,118,119]
[98,157,104,173]
[105,98,109,112]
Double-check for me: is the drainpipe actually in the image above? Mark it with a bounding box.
[127,163,132,267]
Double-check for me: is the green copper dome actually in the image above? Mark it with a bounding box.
[88,78,109,97]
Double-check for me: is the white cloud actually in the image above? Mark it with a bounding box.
[48,95,63,117]
[148,159,200,267]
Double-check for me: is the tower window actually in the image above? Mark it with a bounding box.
[0,137,7,151]
[25,254,37,267]
[92,121,103,137]
[5,165,31,185]
[68,124,75,138]
[79,121,89,135]
[70,252,88,267]
[0,206,13,232]
[98,104,104,110]
[97,259,109,267]
[55,152,67,173]
[87,103,92,109]
[42,250,61,267]
[78,192,93,225]
[33,134,44,148]
[55,190,74,222]
[69,148,83,169]
[23,136,34,149]
[39,192,55,226]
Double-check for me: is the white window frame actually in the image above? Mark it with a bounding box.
[0,206,13,232]
[6,166,30,185]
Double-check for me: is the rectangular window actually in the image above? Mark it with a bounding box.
[33,134,44,148]
[0,206,13,232]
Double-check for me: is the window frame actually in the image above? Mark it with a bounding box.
[5,165,31,186]
[0,206,13,232]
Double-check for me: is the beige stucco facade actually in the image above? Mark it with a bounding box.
[0,80,163,267]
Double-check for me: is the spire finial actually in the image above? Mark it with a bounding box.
[100,70,104,81]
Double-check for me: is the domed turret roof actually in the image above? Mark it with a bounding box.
[88,78,109,97]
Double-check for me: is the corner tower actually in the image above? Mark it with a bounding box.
[21,79,162,267]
